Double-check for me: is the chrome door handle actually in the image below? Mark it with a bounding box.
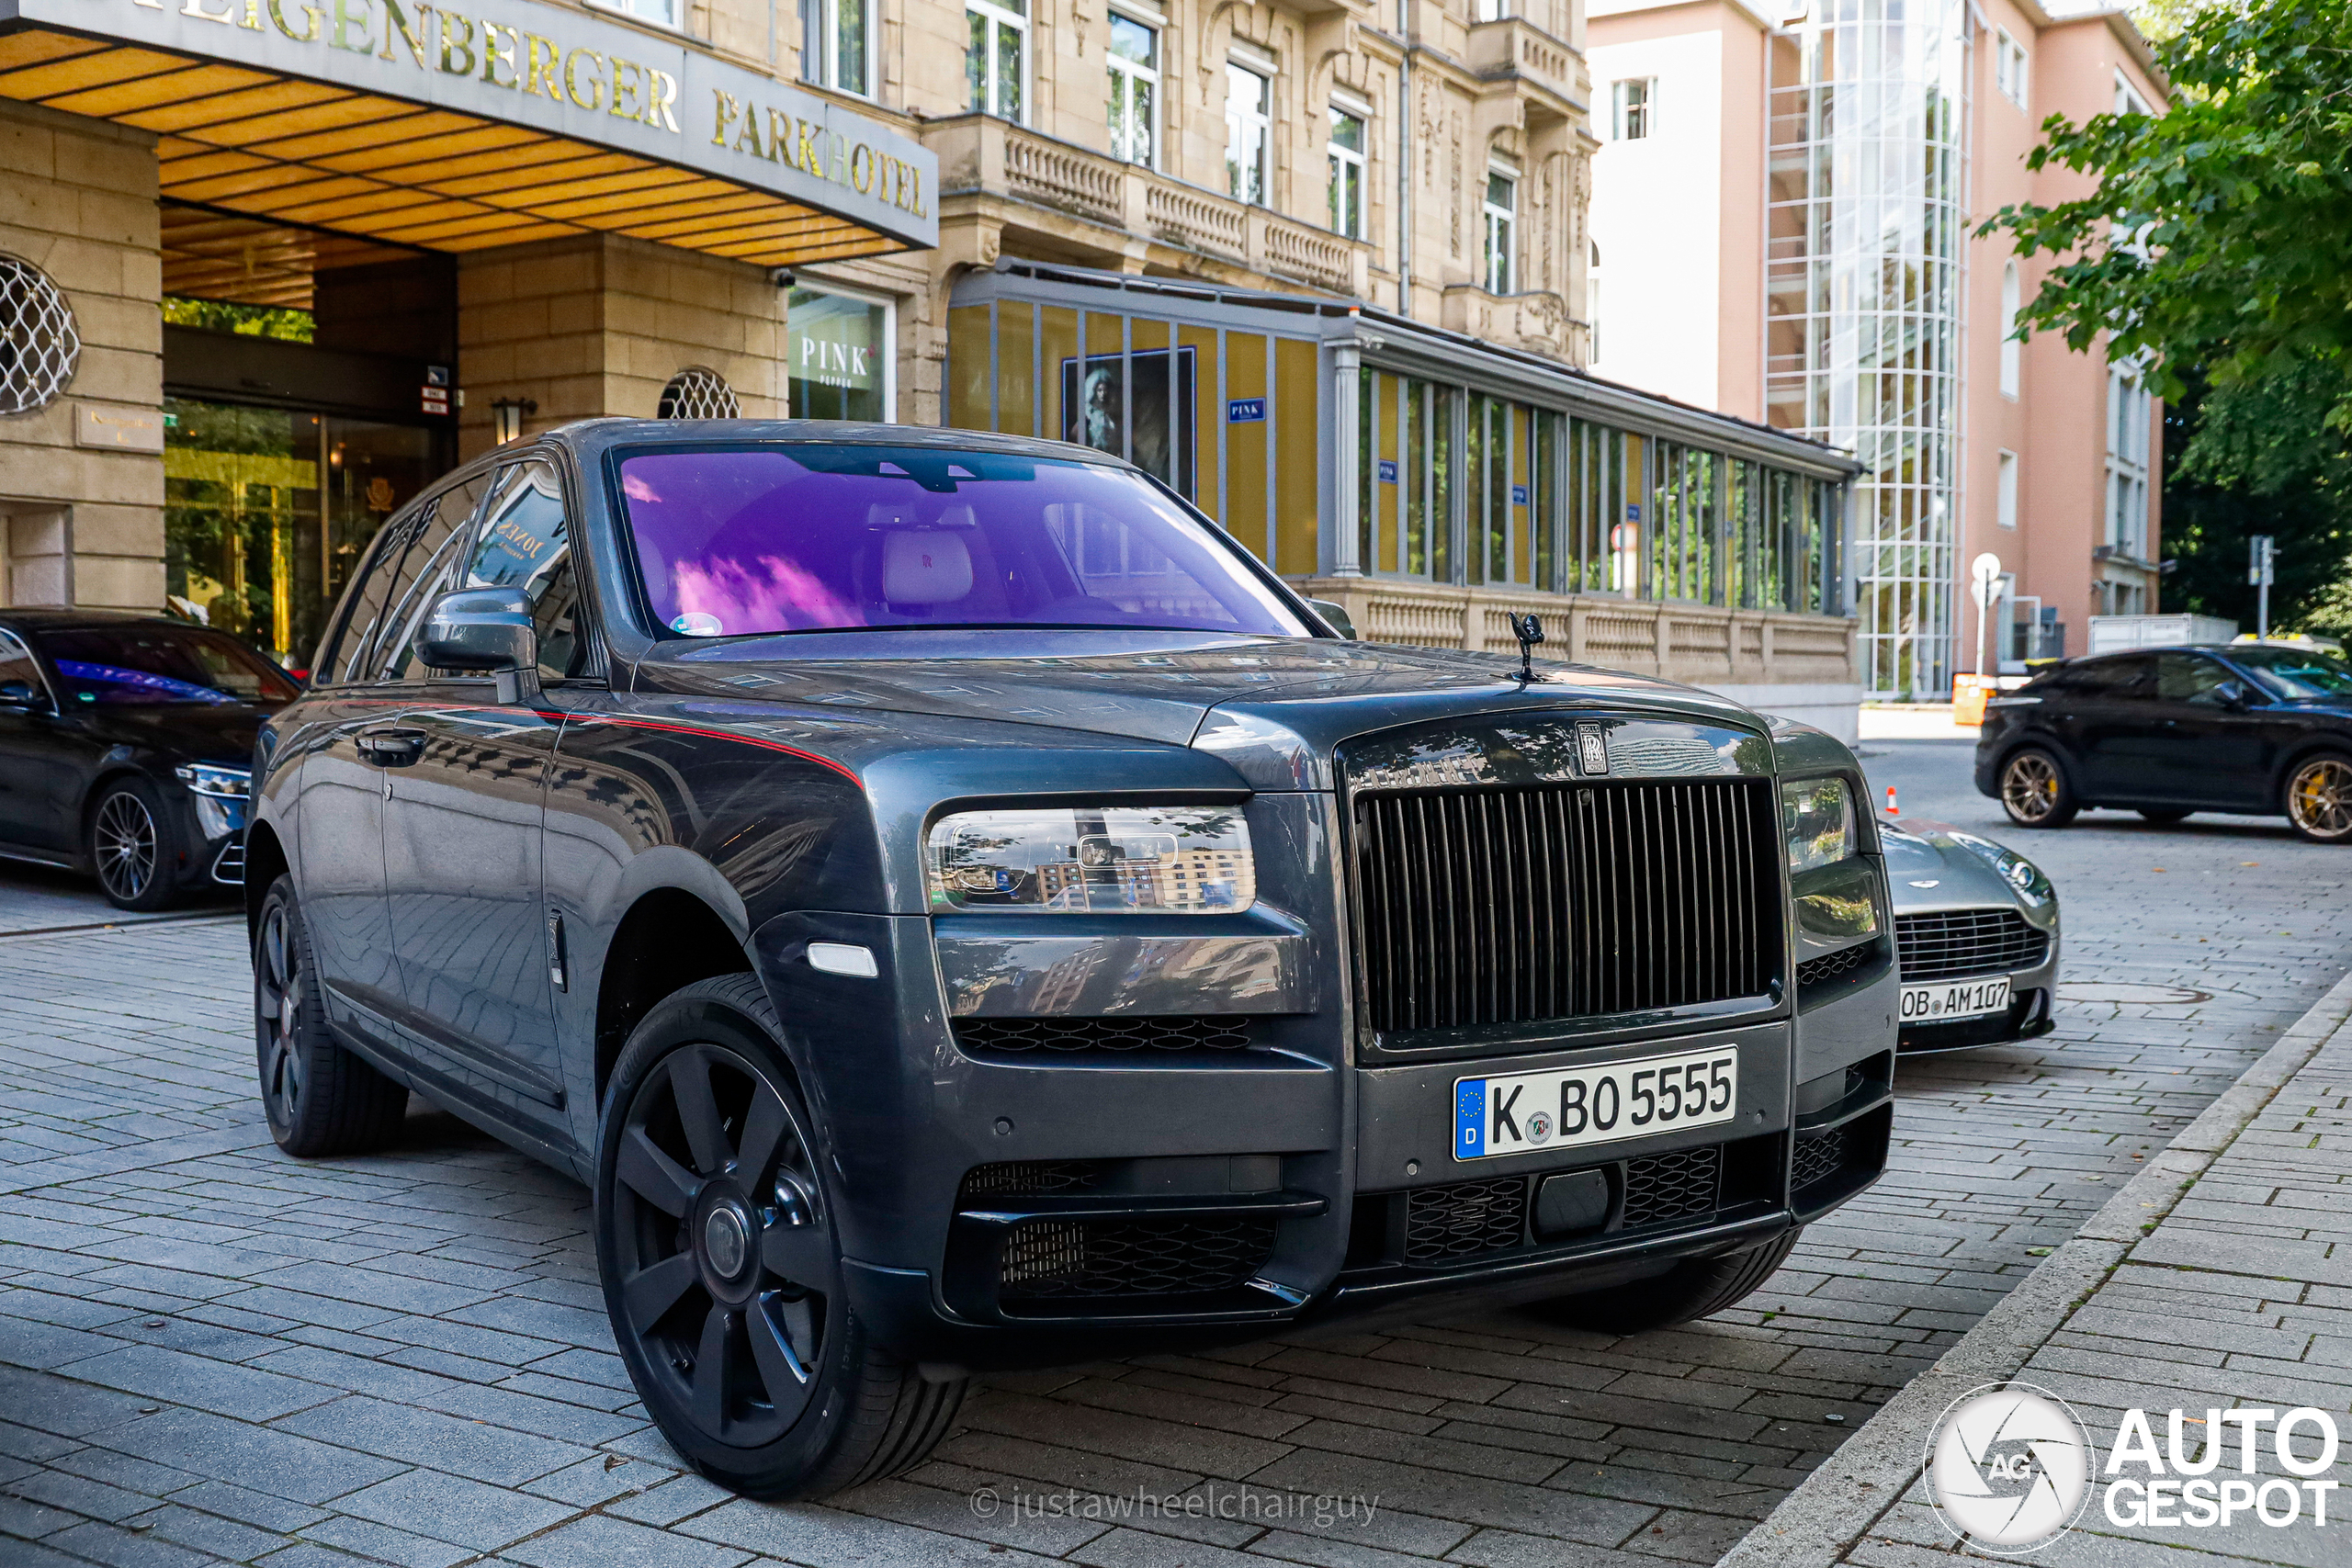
[356,728,425,765]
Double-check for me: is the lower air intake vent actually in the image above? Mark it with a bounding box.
[1403,1176,1529,1264]
[997,1215,1276,1299]
[1797,942,1872,988]
[1622,1145,1722,1228]
[958,1161,1107,1201]
[1792,1126,1848,1193]
[956,1016,1253,1054]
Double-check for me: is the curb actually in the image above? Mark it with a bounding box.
[1721,964,2352,1566]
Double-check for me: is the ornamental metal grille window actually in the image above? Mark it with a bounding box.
[656,367,740,420]
[0,255,81,416]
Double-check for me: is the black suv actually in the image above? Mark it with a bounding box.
[1977,642,2352,840]
[250,422,1898,1498]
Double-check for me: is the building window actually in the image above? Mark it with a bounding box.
[1474,0,1512,18]
[1587,240,1601,363]
[1328,106,1366,239]
[1482,169,1516,294]
[801,0,873,96]
[787,284,894,422]
[2106,365,2151,558]
[1226,62,1271,206]
[0,254,79,414]
[1613,77,1654,141]
[2114,72,2151,117]
[1994,28,2028,109]
[967,0,1027,122]
[588,0,678,28]
[1999,260,2021,399]
[658,367,739,419]
[1997,449,2018,530]
[1105,14,1159,166]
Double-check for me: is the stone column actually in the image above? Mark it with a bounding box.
[0,101,163,611]
[456,234,786,463]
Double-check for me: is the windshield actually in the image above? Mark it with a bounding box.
[2228,645,2352,700]
[616,445,1313,640]
[42,626,299,707]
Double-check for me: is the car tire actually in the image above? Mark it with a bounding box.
[2283,753,2352,844]
[1997,748,2078,829]
[89,776,181,911]
[595,974,966,1500]
[254,875,411,1157]
[1535,1227,1803,1337]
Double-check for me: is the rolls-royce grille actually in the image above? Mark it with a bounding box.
[1403,1177,1528,1263]
[954,1016,1252,1054]
[1894,908,2050,984]
[997,1215,1276,1298]
[1352,779,1781,1035]
[1622,1145,1723,1228]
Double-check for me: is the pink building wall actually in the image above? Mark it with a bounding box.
[1589,0,2169,677]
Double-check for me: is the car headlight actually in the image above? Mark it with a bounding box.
[1947,831,2055,908]
[175,763,252,799]
[1781,777,1856,873]
[926,806,1254,913]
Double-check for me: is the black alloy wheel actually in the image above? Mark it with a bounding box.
[2284,754,2352,844]
[1997,748,2078,829]
[90,778,176,911]
[596,975,964,1498]
[254,876,410,1156]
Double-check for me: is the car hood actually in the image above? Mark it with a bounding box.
[1880,816,2031,911]
[77,702,271,766]
[639,629,1769,757]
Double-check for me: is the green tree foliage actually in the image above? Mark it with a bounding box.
[160,295,314,343]
[1982,0,2352,632]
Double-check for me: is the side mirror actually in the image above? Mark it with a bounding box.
[0,677,42,711]
[2215,679,2253,713]
[1305,598,1357,639]
[416,587,539,702]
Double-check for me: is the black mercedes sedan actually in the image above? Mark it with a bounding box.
[0,611,295,908]
[1975,643,2352,841]
[249,421,1899,1501]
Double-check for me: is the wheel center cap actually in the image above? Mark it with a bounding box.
[702,1205,750,1278]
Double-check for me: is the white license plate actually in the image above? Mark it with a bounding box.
[1454,1046,1739,1161]
[1899,976,2012,1022]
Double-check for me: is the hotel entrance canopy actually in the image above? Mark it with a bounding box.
[0,0,935,267]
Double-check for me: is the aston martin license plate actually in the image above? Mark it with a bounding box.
[1898,977,2012,1022]
[1453,1046,1739,1160]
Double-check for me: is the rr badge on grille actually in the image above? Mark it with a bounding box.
[1576,724,1610,776]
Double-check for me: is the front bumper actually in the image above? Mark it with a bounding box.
[754,904,1898,1371]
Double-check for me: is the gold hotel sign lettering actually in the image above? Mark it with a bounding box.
[0,0,936,251]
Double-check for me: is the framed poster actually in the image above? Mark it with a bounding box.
[1060,345,1197,499]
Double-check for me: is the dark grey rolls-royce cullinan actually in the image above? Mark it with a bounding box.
[247,421,1899,1498]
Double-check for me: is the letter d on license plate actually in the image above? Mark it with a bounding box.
[1454,1047,1739,1159]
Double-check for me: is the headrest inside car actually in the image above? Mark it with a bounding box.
[882,530,973,604]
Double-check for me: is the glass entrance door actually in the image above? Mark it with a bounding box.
[164,400,439,671]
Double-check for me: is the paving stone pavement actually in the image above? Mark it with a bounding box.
[2,742,2348,1568]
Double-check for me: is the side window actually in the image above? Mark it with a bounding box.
[320,503,427,686]
[2073,656,2152,698]
[460,459,583,681]
[0,627,43,702]
[374,470,496,683]
[2157,652,2236,706]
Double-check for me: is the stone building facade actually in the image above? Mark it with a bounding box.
[0,0,1868,729]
